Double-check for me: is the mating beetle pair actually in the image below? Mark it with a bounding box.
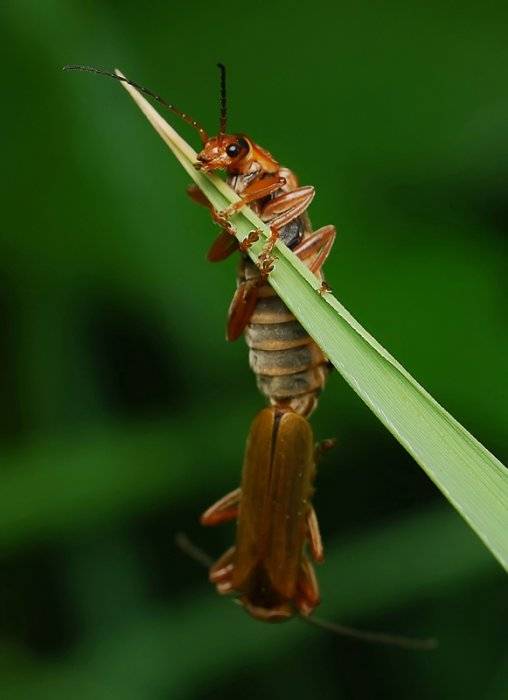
[65,64,435,649]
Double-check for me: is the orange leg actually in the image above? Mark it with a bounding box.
[314,438,337,463]
[188,182,235,237]
[207,231,239,262]
[214,177,286,261]
[187,184,210,208]
[261,186,315,224]
[295,557,321,617]
[254,222,283,281]
[293,225,336,274]
[306,507,324,563]
[257,186,316,274]
[218,175,286,218]
[187,185,240,261]
[257,226,280,265]
[200,487,241,526]
[239,229,262,252]
[227,280,259,342]
[211,207,237,237]
[209,546,236,593]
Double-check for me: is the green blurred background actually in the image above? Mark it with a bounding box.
[2,1,507,698]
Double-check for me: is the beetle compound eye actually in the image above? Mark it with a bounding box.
[226,143,240,157]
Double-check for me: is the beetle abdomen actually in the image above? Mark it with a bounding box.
[240,259,329,417]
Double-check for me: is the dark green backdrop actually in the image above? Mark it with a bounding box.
[2,1,507,698]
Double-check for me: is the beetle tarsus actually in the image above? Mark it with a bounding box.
[211,207,236,236]
[239,228,261,252]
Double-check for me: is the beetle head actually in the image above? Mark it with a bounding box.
[195,135,250,173]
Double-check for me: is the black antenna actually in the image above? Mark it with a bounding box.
[174,532,438,651]
[175,532,214,569]
[300,614,438,651]
[217,62,227,134]
[63,65,209,144]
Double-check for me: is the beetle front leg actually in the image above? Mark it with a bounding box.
[214,175,286,256]
[211,207,237,237]
[218,175,286,219]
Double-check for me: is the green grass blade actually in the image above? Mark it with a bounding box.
[117,71,508,570]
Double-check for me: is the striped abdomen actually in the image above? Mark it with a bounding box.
[240,257,329,417]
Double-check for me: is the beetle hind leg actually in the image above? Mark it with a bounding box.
[295,557,320,617]
[209,546,236,595]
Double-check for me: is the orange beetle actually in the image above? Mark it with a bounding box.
[201,407,327,621]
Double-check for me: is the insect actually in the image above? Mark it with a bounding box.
[187,64,337,620]
[200,407,334,621]
[64,64,437,649]
[65,62,336,622]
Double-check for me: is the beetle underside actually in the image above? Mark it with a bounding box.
[208,547,320,622]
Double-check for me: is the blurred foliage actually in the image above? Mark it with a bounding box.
[1,1,507,699]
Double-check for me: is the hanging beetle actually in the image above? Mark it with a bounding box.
[200,407,337,620]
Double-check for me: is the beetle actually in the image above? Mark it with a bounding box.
[200,407,330,621]
[63,65,437,646]
[65,63,336,621]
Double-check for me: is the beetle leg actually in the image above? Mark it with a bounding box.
[293,225,336,275]
[261,186,315,227]
[306,506,324,563]
[200,487,241,526]
[187,185,241,261]
[295,556,321,617]
[255,224,281,281]
[256,186,316,275]
[318,281,333,295]
[227,280,259,341]
[209,546,236,594]
[219,175,286,218]
[207,231,240,262]
[211,207,237,237]
[208,226,261,262]
[187,183,210,208]
[314,438,337,463]
[240,597,293,622]
[278,167,300,190]
[239,228,262,252]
